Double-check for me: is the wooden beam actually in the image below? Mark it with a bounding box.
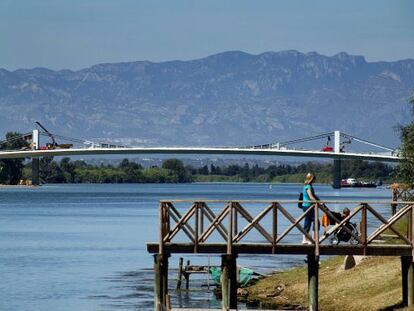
[201,203,228,241]
[272,203,277,254]
[276,203,314,243]
[368,204,413,241]
[147,243,413,256]
[366,204,411,245]
[165,203,196,243]
[314,205,319,257]
[167,202,196,238]
[167,208,195,243]
[233,203,273,243]
[198,204,230,242]
[227,202,234,255]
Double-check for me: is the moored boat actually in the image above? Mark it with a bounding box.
[341,178,377,188]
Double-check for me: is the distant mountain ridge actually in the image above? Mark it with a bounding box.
[1,50,413,147]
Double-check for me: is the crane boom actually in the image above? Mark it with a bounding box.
[35,121,57,147]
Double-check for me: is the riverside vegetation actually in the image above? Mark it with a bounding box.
[15,157,393,185]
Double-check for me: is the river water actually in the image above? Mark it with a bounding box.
[0,183,392,310]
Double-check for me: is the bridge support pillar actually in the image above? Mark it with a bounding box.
[332,159,341,189]
[401,256,414,306]
[32,158,40,186]
[154,253,169,311]
[221,254,238,310]
[307,255,319,311]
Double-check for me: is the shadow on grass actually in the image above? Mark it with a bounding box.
[380,301,407,311]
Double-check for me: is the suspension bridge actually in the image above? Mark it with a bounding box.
[0,124,400,188]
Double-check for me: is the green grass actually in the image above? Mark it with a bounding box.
[246,256,411,310]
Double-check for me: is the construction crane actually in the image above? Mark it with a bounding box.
[35,121,73,150]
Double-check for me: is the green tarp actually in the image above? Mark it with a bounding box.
[209,266,254,287]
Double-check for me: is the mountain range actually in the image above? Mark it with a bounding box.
[1,50,413,147]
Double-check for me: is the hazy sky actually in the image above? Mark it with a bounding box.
[1,0,413,70]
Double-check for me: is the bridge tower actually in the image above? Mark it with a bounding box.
[31,129,40,186]
[332,130,342,189]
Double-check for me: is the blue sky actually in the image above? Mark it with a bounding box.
[1,0,413,70]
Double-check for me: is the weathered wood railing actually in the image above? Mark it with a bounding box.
[153,200,414,256]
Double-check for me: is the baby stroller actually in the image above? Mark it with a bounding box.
[325,210,360,245]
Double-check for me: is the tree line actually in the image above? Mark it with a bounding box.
[27,157,394,184]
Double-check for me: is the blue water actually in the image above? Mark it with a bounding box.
[0,183,392,310]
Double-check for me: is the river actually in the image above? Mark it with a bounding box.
[0,183,392,310]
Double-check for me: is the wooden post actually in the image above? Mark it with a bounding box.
[176,257,183,289]
[272,203,277,254]
[234,204,238,238]
[408,207,412,243]
[307,254,319,311]
[166,294,171,310]
[200,203,204,237]
[162,254,169,307]
[409,257,414,306]
[314,204,319,257]
[410,206,414,306]
[401,256,412,306]
[154,254,169,310]
[185,260,190,289]
[194,202,199,253]
[361,204,367,255]
[392,189,398,215]
[221,254,238,310]
[159,203,165,255]
[227,202,233,255]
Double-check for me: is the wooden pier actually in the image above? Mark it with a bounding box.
[147,199,414,310]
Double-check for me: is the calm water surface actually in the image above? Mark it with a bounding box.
[0,183,391,310]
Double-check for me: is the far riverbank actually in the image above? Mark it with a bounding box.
[14,157,393,185]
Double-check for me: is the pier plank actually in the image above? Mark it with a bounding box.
[147,243,412,256]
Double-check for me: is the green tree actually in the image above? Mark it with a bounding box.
[60,158,76,183]
[40,156,65,183]
[0,132,29,184]
[398,94,414,184]
[162,158,190,182]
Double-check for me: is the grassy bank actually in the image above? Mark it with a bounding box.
[245,256,409,311]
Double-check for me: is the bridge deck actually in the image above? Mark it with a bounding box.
[0,146,399,161]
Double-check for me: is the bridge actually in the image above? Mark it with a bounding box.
[0,127,400,188]
[147,199,414,311]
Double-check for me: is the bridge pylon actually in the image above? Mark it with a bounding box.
[332,131,342,189]
[31,129,40,186]
[332,159,341,189]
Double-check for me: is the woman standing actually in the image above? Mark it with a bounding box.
[302,173,319,244]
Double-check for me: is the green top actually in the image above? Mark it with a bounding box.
[302,184,312,208]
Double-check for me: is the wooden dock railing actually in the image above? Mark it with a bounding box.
[152,200,414,256]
